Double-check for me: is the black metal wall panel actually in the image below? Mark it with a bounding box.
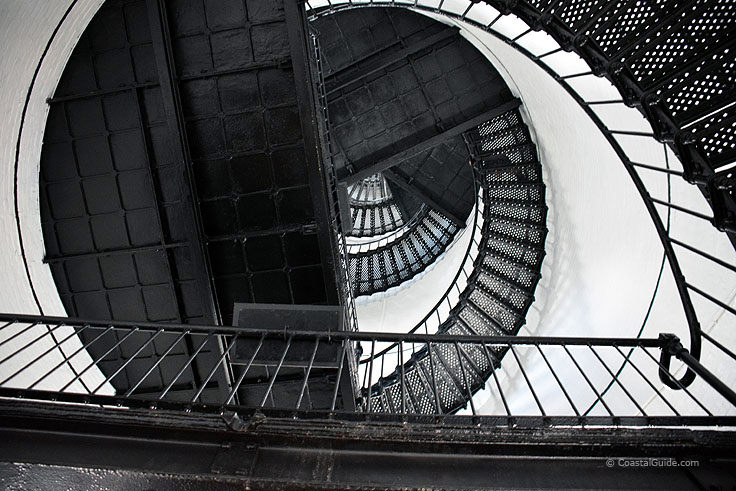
[309,8,521,296]
[314,7,513,226]
[39,0,342,399]
[164,0,335,324]
[389,136,475,222]
[41,0,228,400]
[42,0,340,324]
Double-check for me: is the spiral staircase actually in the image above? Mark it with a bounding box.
[306,7,548,411]
[1,0,736,487]
[360,107,547,413]
[346,174,407,238]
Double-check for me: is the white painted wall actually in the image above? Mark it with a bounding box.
[332,2,736,416]
[452,18,736,416]
[0,0,111,393]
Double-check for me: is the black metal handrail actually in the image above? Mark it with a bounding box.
[305,0,736,392]
[338,102,546,416]
[0,313,734,427]
[311,29,359,337]
[0,313,669,345]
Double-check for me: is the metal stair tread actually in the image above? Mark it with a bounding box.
[474,272,533,311]
[481,249,543,278]
[483,227,547,251]
[469,280,526,319]
[477,264,536,296]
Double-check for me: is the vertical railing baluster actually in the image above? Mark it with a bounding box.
[399,341,406,414]
[426,341,442,414]
[331,342,349,412]
[191,333,240,404]
[26,326,113,390]
[380,344,385,379]
[125,330,189,397]
[0,323,63,365]
[640,347,712,415]
[588,345,646,416]
[535,344,579,416]
[366,339,376,413]
[0,322,39,350]
[159,333,213,400]
[562,345,614,416]
[0,325,90,387]
[260,336,292,408]
[613,345,679,416]
[454,342,476,415]
[61,328,142,392]
[486,342,511,419]
[297,338,320,410]
[93,329,164,394]
[509,344,545,416]
[225,333,266,406]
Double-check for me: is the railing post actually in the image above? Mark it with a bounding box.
[659,333,736,407]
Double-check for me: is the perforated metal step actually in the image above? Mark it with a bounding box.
[364,107,547,414]
[349,208,459,296]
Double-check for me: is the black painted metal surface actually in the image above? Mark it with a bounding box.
[1,401,735,489]
[306,0,736,395]
[1,312,736,428]
[479,0,736,238]
[13,0,736,484]
[41,0,229,401]
[314,8,512,223]
[230,303,356,409]
[39,0,342,399]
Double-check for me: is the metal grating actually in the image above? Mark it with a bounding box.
[348,208,458,296]
[40,0,228,401]
[363,107,548,413]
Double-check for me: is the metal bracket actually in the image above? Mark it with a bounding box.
[210,438,258,476]
[708,174,736,235]
[640,95,678,143]
[657,333,686,390]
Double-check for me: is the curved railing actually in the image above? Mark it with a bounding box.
[1,0,735,427]
[357,107,545,369]
[306,0,736,392]
[353,106,548,413]
[348,206,462,296]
